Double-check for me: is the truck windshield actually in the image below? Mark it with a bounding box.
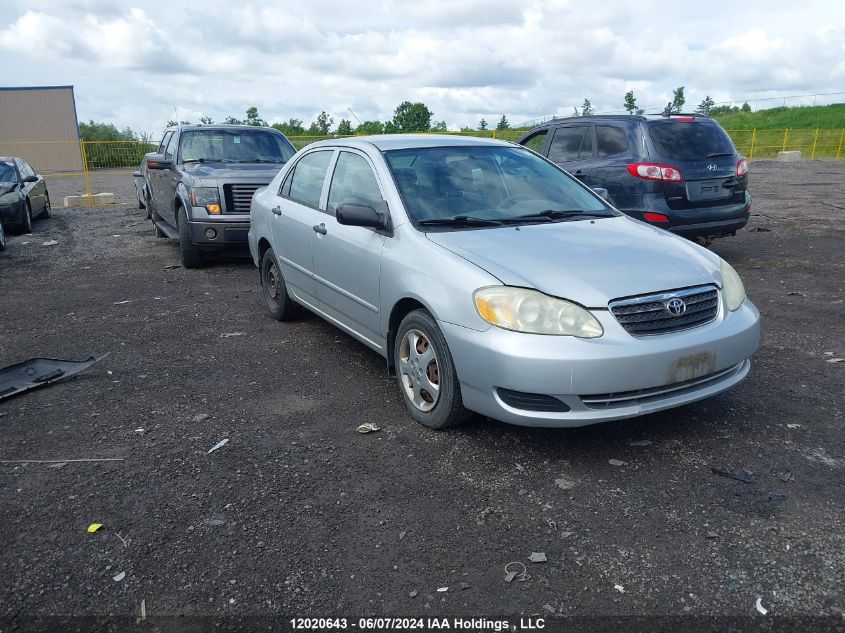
[178,129,295,164]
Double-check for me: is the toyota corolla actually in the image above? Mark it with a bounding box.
[248,135,760,429]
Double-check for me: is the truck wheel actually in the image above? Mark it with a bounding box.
[260,247,298,321]
[394,309,473,430]
[177,207,204,268]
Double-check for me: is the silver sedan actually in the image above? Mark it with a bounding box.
[248,135,760,429]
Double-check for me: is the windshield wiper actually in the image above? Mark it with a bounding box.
[514,209,609,221]
[417,216,503,227]
[183,158,237,164]
[705,152,734,158]
[237,158,286,163]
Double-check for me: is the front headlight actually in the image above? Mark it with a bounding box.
[721,259,746,311]
[473,286,603,337]
[0,192,19,206]
[190,187,221,215]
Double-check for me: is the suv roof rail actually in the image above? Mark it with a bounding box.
[643,112,712,119]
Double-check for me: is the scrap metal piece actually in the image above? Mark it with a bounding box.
[0,354,109,401]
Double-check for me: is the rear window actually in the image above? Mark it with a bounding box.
[648,122,735,161]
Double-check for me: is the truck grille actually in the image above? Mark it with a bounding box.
[223,184,261,214]
[609,285,719,336]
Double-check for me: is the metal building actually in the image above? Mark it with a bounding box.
[0,85,83,173]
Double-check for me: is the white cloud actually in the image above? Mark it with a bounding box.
[0,0,843,135]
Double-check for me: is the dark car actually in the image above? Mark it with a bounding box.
[0,157,51,243]
[517,114,751,242]
[140,125,296,268]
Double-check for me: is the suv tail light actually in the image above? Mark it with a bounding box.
[736,158,749,176]
[626,163,683,182]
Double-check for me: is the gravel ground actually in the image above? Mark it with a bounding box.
[0,161,843,632]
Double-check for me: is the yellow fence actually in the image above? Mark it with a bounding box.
[1,129,842,207]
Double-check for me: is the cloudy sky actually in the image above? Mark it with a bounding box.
[1,0,843,136]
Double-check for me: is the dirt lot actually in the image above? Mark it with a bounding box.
[1,161,843,631]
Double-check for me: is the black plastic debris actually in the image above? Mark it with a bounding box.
[711,468,753,483]
[0,354,109,401]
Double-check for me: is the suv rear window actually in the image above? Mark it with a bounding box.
[648,122,735,161]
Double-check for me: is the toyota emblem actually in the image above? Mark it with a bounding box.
[665,298,687,316]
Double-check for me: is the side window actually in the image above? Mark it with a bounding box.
[158,131,173,154]
[521,130,547,153]
[548,126,594,162]
[327,152,384,215]
[287,150,333,208]
[17,160,35,178]
[164,133,178,160]
[597,126,629,157]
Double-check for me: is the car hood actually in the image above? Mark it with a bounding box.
[425,216,721,307]
[182,162,283,182]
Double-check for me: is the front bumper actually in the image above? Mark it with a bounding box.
[188,218,250,250]
[440,298,760,427]
[0,201,25,226]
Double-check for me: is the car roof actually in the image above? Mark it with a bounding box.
[0,156,19,162]
[532,113,715,128]
[166,125,284,132]
[306,134,510,151]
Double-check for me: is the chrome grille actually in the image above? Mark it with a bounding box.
[223,184,261,214]
[609,285,719,335]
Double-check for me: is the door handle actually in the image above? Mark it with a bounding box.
[271,206,282,215]
[312,223,327,235]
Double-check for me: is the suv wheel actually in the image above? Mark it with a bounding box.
[260,247,298,321]
[394,309,472,430]
[177,207,204,268]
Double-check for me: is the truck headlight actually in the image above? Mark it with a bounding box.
[190,187,221,215]
[474,286,603,337]
[721,259,746,311]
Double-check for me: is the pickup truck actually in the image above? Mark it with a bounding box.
[138,125,296,267]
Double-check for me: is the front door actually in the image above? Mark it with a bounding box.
[312,150,387,349]
[269,149,335,305]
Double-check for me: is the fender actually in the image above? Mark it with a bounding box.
[175,181,191,219]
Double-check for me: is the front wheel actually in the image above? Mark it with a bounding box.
[394,309,472,430]
[21,201,32,234]
[42,192,51,218]
[0,220,6,251]
[177,207,204,268]
[260,247,298,321]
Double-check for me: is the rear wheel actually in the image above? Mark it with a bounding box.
[394,309,472,430]
[177,207,204,268]
[42,192,51,218]
[260,247,298,321]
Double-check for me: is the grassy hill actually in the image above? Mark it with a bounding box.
[713,104,845,130]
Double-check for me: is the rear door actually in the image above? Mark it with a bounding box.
[269,148,334,305]
[545,124,599,182]
[312,150,388,348]
[594,124,636,209]
[645,121,746,211]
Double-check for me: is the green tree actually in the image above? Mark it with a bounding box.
[696,95,716,116]
[223,116,243,125]
[478,118,488,131]
[336,119,354,135]
[430,120,448,132]
[671,86,686,113]
[459,125,474,132]
[356,120,385,135]
[272,118,305,136]
[245,106,267,127]
[78,120,137,141]
[383,120,398,134]
[307,111,334,135]
[581,99,594,116]
[572,106,580,117]
[624,91,638,114]
[496,115,510,130]
[392,101,433,132]
[741,101,752,112]
[199,116,214,125]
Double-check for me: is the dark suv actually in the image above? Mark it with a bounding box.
[139,125,296,267]
[517,114,751,242]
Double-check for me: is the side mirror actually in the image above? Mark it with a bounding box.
[133,170,142,178]
[336,202,387,229]
[146,154,172,170]
[22,175,38,183]
[592,187,609,201]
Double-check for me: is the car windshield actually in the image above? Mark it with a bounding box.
[384,145,614,228]
[0,161,18,184]
[178,129,295,164]
[648,122,736,161]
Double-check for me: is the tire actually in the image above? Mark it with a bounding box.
[177,206,204,268]
[394,309,472,430]
[21,201,32,234]
[42,192,51,218]
[260,247,298,321]
[143,189,151,219]
[0,220,6,251]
